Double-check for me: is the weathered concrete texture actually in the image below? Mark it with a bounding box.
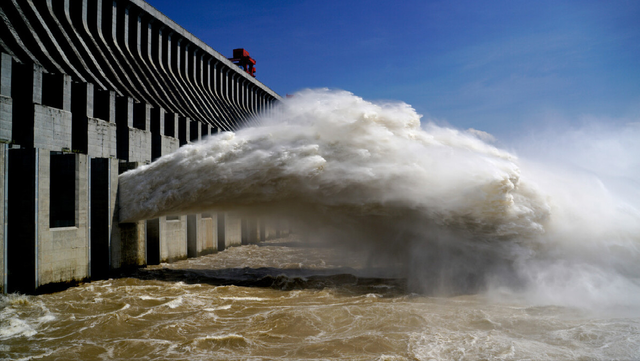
[160,135,179,155]
[111,221,146,270]
[160,216,188,262]
[87,118,117,158]
[33,104,73,150]
[127,128,151,163]
[0,145,6,294]
[241,217,259,245]
[187,213,217,258]
[224,212,242,249]
[199,213,218,254]
[37,150,90,287]
[111,162,146,270]
[5,149,90,293]
[90,158,118,279]
[0,53,11,142]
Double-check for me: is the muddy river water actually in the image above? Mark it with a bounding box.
[1,236,639,360]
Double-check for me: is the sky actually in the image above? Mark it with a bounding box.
[146,0,639,139]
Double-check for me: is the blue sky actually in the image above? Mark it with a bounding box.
[146,0,639,138]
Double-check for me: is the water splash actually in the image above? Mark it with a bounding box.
[119,89,640,309]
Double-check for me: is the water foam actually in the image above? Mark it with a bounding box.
[119,89,640,309]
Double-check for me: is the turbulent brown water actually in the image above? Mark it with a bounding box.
[2,89,640,359]
[2,236,639,360]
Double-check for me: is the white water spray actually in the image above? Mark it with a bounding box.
[119,89,640,309]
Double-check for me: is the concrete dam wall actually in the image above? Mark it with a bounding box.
[0,0,285,294]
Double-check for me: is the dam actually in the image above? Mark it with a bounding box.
[0,0,285,294]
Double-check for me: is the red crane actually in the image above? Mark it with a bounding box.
[228,48,256,77]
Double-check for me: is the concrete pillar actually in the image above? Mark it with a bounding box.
[111,162,146,270]
[178,116,190,146]
[225,212,242,248]
[248,217,258,244]
[0,145,7,294]
[151,107,163,161]
[189,120,200,142]
[0,53,12,142]
[71,82,93,154]
[241,217,258,245]
[259,217,266,242]
[90,157,118,279]
[115,96,133,160]
[201,123,210,141]
[199,212,217,255]
[217,212,225,251]
[147,215,187,263]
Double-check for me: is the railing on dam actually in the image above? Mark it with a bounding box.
[0,0,286,294]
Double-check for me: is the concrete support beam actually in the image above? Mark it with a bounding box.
[147,215,187,263]
[90,157,118,279]
[0,145,7,294]
[0,53,12,142]
[187,213,217,257]
[225,212,242,249]
[111,162,146,270]
[178,116,190,146]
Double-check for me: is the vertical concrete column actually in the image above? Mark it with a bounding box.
[11,63,43,149]
[178,116,190,146]
[259,217,266,243]
[248,217,258,244]
[148,215,187,263]
[71,82,93,154]
[241,218,248,245]
[0,53,12,142]
[199,212,217,255]
[240,217,258,245]
[225,212,242,248]
[90,157,118,279]
[201,123,210,141]
[0,145,6,294]
[189,120,200,142]
[187,213,200,257]
[111,162,146,270]
[150,107,163,161]
[217,212,225,251]
[115,96,133,160]
[146,217,160,265]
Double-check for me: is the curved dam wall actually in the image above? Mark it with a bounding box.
[0,0,284,294]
